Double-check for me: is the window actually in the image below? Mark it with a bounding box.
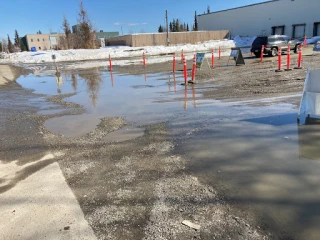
[43,38,45,41]
[39,47,41,50]
[31,39,33,42]
[37,39,40,42]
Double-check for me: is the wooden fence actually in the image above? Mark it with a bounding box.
[106,30,230,47]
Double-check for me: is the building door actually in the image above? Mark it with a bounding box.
[292,24,306,39]
[272,26,285,35]
[314,22,320,36]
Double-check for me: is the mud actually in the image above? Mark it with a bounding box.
[1,47,319,240]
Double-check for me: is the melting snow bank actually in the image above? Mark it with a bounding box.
[0,35,257,66]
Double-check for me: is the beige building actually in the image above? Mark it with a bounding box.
[24,34,64,51]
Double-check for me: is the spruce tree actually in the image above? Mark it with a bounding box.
[20,41,27,51]
[172,19,176,32]
[0,42,2,52]
[14,30,20,47]
[169,22,173,32]
[175,19,180,32]
[76,0,95,49]
[158,25,164,33]
[187,24,189,31]
[207,5,210,14]
[7,35,14,53]
[193,11,198,31]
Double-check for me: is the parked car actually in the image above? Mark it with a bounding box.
[251,35,302,57]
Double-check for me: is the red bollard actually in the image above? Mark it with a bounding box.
[211,49,215,68]
[143,52,146,67]
[285,45,292,71]
[275,47,283,72]
[260,45,264,63]
[108,54,112,71]
[173,52,176,73]
[304,36,307,47]
[191,54,196,82]
[183,57,187,84]
[294,45,303,69]
[181,50,184,64]
[218,46,221,60]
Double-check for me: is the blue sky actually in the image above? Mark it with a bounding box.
[1,0,268,39]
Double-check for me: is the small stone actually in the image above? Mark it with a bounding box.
[64,226,70,231]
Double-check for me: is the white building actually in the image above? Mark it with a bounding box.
[198,0,320,38]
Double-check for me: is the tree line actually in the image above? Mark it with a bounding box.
[158,11,199,33]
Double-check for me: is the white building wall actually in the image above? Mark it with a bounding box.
[198,0,320,38]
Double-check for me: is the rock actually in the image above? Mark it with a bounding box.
[182,220,201,230]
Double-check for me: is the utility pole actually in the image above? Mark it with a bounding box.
[166,10,169,46]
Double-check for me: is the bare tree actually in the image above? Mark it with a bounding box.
[62,14,72,49]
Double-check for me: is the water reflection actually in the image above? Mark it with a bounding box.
[71,74,78,92]
[55,75,63,94]
[183,85,197,110]
[298,117,320,161]
[110,72,114,87]
[78,70,103,107]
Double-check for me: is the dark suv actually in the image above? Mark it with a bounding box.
[251,35,302,57]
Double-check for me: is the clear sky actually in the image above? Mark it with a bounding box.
[0,0,268,39]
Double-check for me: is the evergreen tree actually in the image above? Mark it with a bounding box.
[187,24,189,31]
[193,11,198,31]
[7,35,14,53]
[207,5,210,14]
[172,19,176,32]
[158,25,164,33]
[76,0,96,49]
[62,14,72,49]
[175,19,180,32]
[38,30,42,34]
[169,22,173,32]
[14,30,20,47]
[20,41,27,51]
[0,42,2,52]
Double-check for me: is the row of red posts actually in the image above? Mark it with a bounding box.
[273,44,303,72]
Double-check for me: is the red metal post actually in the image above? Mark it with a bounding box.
[173,52,176,73]
[211,49,215,68]
[286,45,291,70]
[192,54,196,81]
[183,57,187,84]
[109,54,112,71]
[143,52,146,67]
[260,45,264,63]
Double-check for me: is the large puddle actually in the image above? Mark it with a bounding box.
[17,69,320,239]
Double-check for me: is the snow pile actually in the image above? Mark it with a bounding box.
[233,35,256,47]
[307,36,320,44]
[0,36,256,66]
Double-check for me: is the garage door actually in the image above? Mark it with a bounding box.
[293,25,305,38]
[274,27,283,35]
[316,23,320,36]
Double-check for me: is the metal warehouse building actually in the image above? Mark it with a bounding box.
[198,0,320,38]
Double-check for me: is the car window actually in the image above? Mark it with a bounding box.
[253,37,268,45]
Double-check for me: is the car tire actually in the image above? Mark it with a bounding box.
[269,48,278,57]
[294,45,299,54]
[254,52,260,58]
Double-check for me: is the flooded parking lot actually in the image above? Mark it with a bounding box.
[12,66,320,239]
